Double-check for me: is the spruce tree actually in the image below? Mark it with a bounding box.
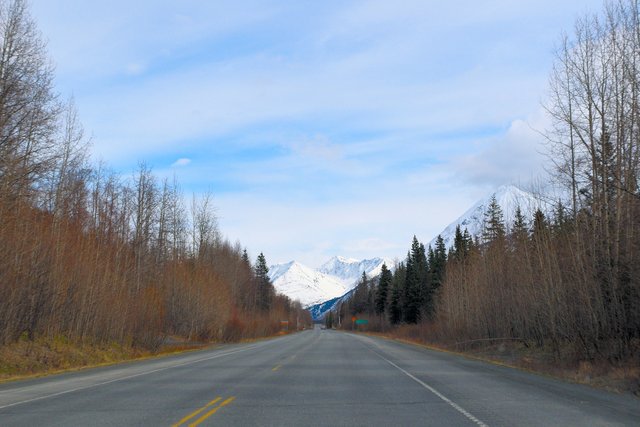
[415,241,428,287]
[482,194,506,244]
[389,262,405,324]
[429,235,447,290]
[425,236,446,319]
[531,208,549,239]
[403,237,427,324]
[375,263,392,315]
[351,272,369,315]
[512,205,529,243]
[242,249,251,267]
[453,225,465,260]
[427,245,435,273]
[254,252,273,311]
[255,253,269,281]
[462,228,473,254]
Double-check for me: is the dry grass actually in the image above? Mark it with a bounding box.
[0,334,215,383]
[366,327,640,396]
[462,341,640,396]
[0,330,298,383]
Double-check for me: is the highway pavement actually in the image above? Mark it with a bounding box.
[0,326,638,426]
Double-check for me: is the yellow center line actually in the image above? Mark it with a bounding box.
[171,397,221,427]
[188,396,236,427]
[272,364,282,372]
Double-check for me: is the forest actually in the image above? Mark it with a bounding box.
[0,0,310,361]
[1,0,639,385]
[334,0,640,368]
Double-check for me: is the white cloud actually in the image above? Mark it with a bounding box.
[451,109,551,188]
[214,180,477,268]
[171,158,191,167]
[30,0,604,266]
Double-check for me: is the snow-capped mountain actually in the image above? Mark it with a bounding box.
[269,256,393,309]
[318,256,393,285]
[428,184,547,250]
[268,261,349,307]
[273,186,545,318]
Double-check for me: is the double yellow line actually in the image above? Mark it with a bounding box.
[172,396,235,427]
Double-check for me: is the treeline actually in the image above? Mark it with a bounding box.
[337,191,637,362]
[335,0,640,363]
[0,0,310,350]
[328,234,447,331]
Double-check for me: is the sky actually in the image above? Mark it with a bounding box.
[31,0,602,268]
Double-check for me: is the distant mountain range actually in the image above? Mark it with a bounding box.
[271,185,547,320]
[268,256,392,309]
[317,256,390,283]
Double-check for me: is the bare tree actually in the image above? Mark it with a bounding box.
[190,191,218,260]
[132,163,157,290]
[0,0,59,201]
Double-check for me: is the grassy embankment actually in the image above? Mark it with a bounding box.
[0,335,205,383]
[0,327,301,383]
[362,326,640,396]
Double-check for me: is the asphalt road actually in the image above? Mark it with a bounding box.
[0,327,638,426]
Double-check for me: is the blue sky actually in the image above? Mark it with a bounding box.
[32,0,601,267]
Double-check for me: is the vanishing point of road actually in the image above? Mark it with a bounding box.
[0,326,638,426]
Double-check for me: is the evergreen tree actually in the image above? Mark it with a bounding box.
[434,236,446,268]
[254,252,273,311]
[351,272,369,315]
[254,252,269,281]
[425,236,446,319]
[452,225,465,260]
[429,236,447,289]
[403,237,427,323]
[427,245,435,271]
[512,205,529,243]
[325,311,334,329]
[463,228,473,253]
[375,263,392,315]
[241,249,251,267]
[531,208,549,237]
[482,194,506,244]
[389,262,405,324]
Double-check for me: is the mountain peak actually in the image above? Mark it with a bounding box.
[336,255,359,263]
[495,183,525,193]
[428,185,548,250]
[492,184,538,205]
[322,255,360,266]
[269,256,393,311]
[268,261,348,307]
[318,256,391,283]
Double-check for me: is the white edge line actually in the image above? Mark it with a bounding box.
[0,345,259,410]
[361,338,489,427]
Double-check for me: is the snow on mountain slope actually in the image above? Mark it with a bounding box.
[428,184,548,250]
[307,295,343,321]
[268,261,349,307]
[269,256,394,309]
[318,256,393,285]
[304,186,549,320]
